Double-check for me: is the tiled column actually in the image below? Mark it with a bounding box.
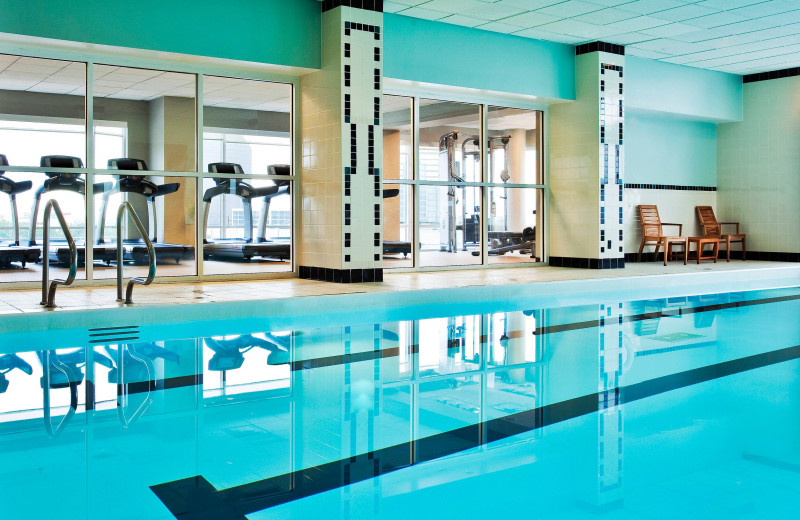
[549,42,625,269]
[299,1,384,283]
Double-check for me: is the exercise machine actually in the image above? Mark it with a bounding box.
[381,188,412,257]
[438,130,465,253]
[27,155,118,265]
[202,163,290,261]
[96,158,194,265]
[0,154,41,267]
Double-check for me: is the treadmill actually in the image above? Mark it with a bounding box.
[381,188,411,257]
[28,155,118,266]
[97,158,195,265]
[0,154,41,267]
[202,163,290,261]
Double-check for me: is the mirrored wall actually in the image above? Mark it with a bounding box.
[382,95,545,270]
[0,52,295,286]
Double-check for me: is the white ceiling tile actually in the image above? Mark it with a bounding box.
[478,21,528,34]
[386,0,428,5]
[422,0,486,12]
[382,2,409,14]
[572,7,639,24]
[602,31,653,44]
[511,27,587,43]
[584,0,645,6]
[695,0,769,8]
[630,37,716,54]
[536,19,616,38]
[731,0,800,18]
[619,0,691,16]
[500,11,563,27]
[651,4,719,22]
[460,2,527,20]
[536,0,604,18]
[681,10,750,29]
[498,0,565,9]
[625,48,672,59]
[395,6,449,20]
[601,15,674,33]
[639,21,698,38]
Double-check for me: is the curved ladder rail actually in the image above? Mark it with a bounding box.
[116,202,156,304]
[116,344,154,428]
[41,200,77,308]
[41,349,78,438]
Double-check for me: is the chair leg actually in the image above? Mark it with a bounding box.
[638,240,645,262]
[741,236,746,261]
[654,244,661,263]
[663,243,669,266]
[726,236,731,262]
[713,241,718,263]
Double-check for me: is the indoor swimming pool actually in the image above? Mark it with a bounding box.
[1,283,800,519]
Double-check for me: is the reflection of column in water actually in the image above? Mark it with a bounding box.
[596,302,625,510]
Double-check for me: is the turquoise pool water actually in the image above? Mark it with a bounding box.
[1,285,800,519]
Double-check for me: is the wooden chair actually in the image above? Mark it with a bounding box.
[696,206,746,261]
[637,205,687,266]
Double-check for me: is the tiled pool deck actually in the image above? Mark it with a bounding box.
[1,261,798,315]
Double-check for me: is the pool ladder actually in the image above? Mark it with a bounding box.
[117,202,156,304]
[40,200,77,308]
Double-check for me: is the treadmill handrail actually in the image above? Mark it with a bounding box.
[116,202,156,304]
[40,200,77,308]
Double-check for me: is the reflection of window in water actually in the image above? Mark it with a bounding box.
[417,316,481,377]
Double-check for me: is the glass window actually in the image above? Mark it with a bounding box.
[202,76,293,276]
[0,54,87,282]
[92,65,198,279]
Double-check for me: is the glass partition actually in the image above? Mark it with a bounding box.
[202,76,293,275]
[92,65,198,278]
[0,54,87,282]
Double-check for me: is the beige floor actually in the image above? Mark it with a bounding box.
[0,259,796,316]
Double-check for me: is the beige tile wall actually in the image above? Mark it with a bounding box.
[717,76,800,253]
[623,188,717,254]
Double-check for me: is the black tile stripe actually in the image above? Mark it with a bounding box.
[151,342,800,519]
[743,67,800,83]
[576,41,625,56]
[89,331,141,338]
[322,0,383,13]
[88,325,139,332]
[625,183,716,191]
[549,256,625,269]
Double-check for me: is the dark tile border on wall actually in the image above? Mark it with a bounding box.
[550,256,625,269]
[625,251,800,263]
[743,67,800,84]
[576,41,625,56]
[322,0,383,12]
[625,183,716,192]
[299,266,384,283]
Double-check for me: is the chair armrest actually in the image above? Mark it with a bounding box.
[662,223,683,235]
[719,222,740,233]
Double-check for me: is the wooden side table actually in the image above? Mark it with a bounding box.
[688,237,719,264]
[660,236,688,266]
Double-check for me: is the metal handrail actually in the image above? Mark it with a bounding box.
[40,200,77,308]
[117,202,156,304]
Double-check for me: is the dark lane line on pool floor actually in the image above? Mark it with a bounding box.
[150,342,800,520]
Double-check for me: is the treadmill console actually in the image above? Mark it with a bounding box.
[41,155,83,183]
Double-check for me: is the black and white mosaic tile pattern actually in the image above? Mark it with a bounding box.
[600,60,624,263]
[340,12,383,272]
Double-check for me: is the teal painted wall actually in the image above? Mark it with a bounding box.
[383,14,575,101]
[626,113,717,187]
[0,0,321,69]
[626,56,742,122]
